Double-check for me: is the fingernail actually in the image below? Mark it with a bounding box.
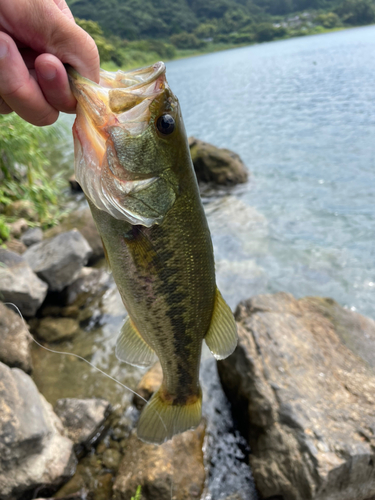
[39,63,57,80]
[0,39,9,59]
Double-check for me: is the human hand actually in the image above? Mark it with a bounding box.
[0,0,99,126]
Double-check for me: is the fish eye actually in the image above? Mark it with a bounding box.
[156,114,175,135]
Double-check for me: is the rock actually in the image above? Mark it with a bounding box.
[54,398,111,449]
[0,362,76,499]
[218,292,375,500]
[63,267,111,307]
[189,137,248,185]
[4,237,27,254]
[0,250,48,317]
[37,317,80,342]
[21,226,43,247]
[23,229,93,292]
[133,362,162,410]
[0,302,33,373]
[5,199,38,221]
[113,422,206,500]
[101,449,121,471]
[45,208,104,263]
[8,218,28,238]
[69,174,83,192]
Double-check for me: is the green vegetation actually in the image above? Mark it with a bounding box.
[68,0,375,69]
[131,486,141,500]
[0,114,67,242]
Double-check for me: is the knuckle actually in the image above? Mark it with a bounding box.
[33,110,58,127]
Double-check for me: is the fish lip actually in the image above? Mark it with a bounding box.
[66,61,166,92]
[101,61,166,90]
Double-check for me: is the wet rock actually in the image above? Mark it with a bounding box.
[37,317,80,342]
[0,302,33,373]
[23,229,93,292]
[54,455,113,500]
[21,226,43,247]
[8,218,28,238]
[0,362,76,499]
[45,208,104,263]
[54,398,111,449]
[133,362,162,410]
[5,199,38,221]
[218,292,375,500]
[0,250,48,317]
[189,136,248,185]
[101,449,121,471]
[4,237,27,254]
[113,422,206,500]
[64,267,111,307]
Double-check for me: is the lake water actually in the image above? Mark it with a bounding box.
[163,25,375,319]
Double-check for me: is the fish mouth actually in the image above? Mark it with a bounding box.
[67,62,167,127]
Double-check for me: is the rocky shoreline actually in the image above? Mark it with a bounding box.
[1,141,375,500]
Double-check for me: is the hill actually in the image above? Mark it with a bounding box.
[67,0,375,40]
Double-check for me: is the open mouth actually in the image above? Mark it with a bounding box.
[67,62,167,121]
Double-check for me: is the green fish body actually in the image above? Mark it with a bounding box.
[68,62,237,443]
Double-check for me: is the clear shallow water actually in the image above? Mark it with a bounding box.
[165,26,375,319]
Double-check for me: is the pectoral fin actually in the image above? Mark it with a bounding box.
[205,288,238,360]
[116,317,158,367]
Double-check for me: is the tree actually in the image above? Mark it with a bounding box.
[170,32,205,49]
[335,0,375,25]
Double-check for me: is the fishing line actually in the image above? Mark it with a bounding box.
[3,303,169,437]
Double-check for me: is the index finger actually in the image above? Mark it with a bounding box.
[0,33,58,126]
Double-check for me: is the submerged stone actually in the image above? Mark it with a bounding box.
[37,317,80,342]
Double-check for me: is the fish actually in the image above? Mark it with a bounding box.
[67,62,237,444]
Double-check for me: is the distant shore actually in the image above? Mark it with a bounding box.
[101,24,364,73]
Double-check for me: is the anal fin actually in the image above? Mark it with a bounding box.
[116,317,158,367]
[205,287,238,360]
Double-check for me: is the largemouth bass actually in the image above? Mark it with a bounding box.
[68,62,237,444]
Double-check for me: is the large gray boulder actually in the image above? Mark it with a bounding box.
[218,292,375,500]
[189,137,248,185]
[44,207,104,263]
[0,249,48,317]
[0,302,33,373]
[23,230,92,292]
[0,362,76,499]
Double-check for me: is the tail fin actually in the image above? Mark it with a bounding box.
[137,388,202,444]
